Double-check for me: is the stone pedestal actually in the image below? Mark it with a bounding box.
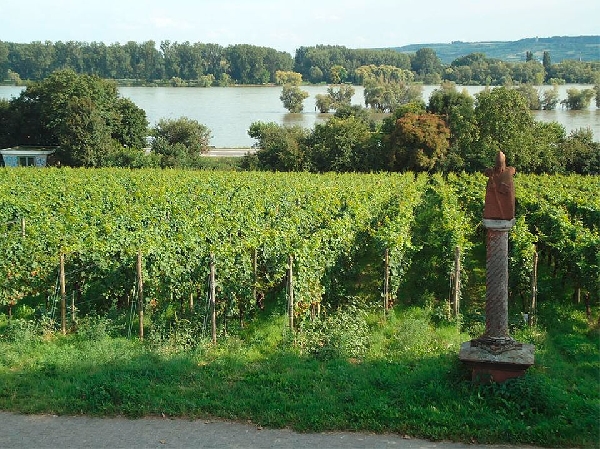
[459,339,535,383]
[459,218,535,383]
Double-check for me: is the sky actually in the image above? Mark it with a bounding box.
[1,0,598,54]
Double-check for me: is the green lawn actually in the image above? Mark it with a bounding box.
[0,300,598,448]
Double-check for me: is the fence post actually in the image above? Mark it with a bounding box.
[383,248,390,314]
[137,251,144,340]
[287,255,294,330]
[210,254,217,344]
[530,248,538,326]
[452,246,461,317]
[60,253,66,335]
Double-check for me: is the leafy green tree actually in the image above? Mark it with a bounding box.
[0,41,9,80]
[308,115,373,172]
[275,70,303,86]
[112,98,149,149]
[1,69,148,166]
[514,84,541,110]
[308,66,324,83]
[411,48,442,83]
[560,128,600,174]
[315,94,333,113]
[542,51,551,70]
[247,121,309,171]
[529,121,566,173]
[471,87,537,171]
[561,88,595,110]
[151,117,211,160]
[329,65,348,84]
[541,85,560,110]
[427,82,477,171]
[63,96,118,167]
[315,85,355,113]
[280,85,309,113]
[386,113,450,172]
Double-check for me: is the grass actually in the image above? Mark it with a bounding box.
[0,300,598,448]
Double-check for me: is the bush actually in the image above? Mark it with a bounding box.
[296,304,370,360]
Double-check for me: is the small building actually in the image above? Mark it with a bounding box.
[0,146,58,167]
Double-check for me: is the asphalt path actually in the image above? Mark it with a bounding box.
[204,148,255,157]
[0,412,543,449]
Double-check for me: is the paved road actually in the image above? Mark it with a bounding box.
[204,148,255,157]
[0,412,541,449]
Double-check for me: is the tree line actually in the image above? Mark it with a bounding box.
[1,69,598,175]
[1,40,598,86]
[245,83,600,175]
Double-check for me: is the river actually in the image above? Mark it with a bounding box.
[1,84,598,148]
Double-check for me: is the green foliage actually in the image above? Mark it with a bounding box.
[386,113,450,172]
[0,69,148,167]
[0,169,598,447]
[247,121,309,171]
[561,87,596,110]
[296,303,370,360]
[279,84,309,113]
[0,300,597,447]
[275,70,303,86]
[150,117,212,167]
[308,115,373,172]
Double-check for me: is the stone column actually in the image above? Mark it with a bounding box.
[458,151,534,383]
[483,218,515,341]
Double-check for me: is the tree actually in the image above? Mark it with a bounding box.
[275,70,303,86]
[280,85,309,113]
[560,128,600,174]
[411,48,442,83]
[363,79,422,112]
[561,88,595,110]
[514,84,541,110]
[315,85,355,113]
[308,115,373,172]
[386,113,450,172]
[247,121,308,171]
[151,117,211,160]
[472,87,537,171]
[1,69,148,166]
[427,82,477,171]
[542,51,551,70]
[541,85,560,110]
[329,65,348,84]
[315,94,333,113]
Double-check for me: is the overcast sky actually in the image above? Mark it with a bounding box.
[1,0,598,54]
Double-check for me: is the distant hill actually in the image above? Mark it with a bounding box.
[393,35,600,64]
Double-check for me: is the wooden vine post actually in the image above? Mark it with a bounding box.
[137,250,144,340]
[71,291,76,322]
[252,248,258,308]
[452,246,461,317]
[21,217,26,237]
[383,249,390,314]
[209,253,217,344]
[530,248,538,326]
[60,253,66,335]
[287,254,294,330]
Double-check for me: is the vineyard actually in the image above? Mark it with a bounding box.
[1,168,598,339]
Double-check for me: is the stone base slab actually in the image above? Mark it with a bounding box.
[459,340,535,383]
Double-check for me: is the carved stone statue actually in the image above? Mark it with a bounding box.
[483,151,516,220]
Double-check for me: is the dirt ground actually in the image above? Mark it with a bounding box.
[0,412,542,449]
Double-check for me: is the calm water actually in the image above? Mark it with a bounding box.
[1,84,598,147]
